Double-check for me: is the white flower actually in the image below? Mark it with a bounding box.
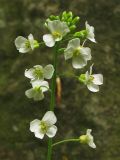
[43,20,70,47]
[15,34,38,53]
[30,111,57,139]
[25,80,49,101]
[64,38,91,69]
[25,64,54,81]
[79,64,103,92]
[85,21,96,43]
[79,129,96,149]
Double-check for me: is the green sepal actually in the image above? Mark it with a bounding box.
[34,40,39,48]
[78,74,86,83]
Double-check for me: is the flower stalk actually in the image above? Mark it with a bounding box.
[47,43,59,160]
[52,138,80,147]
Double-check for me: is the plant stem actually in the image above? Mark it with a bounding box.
[52,138,80,147]
[47,43,59,160]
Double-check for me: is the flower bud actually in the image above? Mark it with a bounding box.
[74,30,87,38]
[69,25,76,31]
[72,16,80,24]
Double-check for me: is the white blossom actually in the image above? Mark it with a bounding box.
[25,80,49,101]
[30,111,57,139]
[25,64,54,81]
[43,20,70,47]
[79,64,103,92]
[15,34,39,53]
[85,21,96,43]
[79,129,96,148]
[64,38,91,69]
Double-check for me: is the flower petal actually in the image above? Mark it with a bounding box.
[42,111,57,125]
[87,83,99,92]
[33,92,44,101]
[43,64,54,79]
[43,34,55,47]
[48,20,70,37]
[85,21,96,43]
[30,119,40,132]
[86,129,92,135]
[93,74,103,85]
[72,55,87,69]
[28,34,34,50]
[24,68,35,79]
[25,88,35,98]
[88,141,96,148]
[64,47,74,60]
[40,81,49,92]
[68,38,80,49]
[31,80,43,88]
[15,36,27,49]
[85,71,90,82]
[34,131,44,139]
[19,47,31,53]
[80,47,91,61]
[46,125,57,138]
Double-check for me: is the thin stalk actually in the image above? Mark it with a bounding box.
[52,138,80,147]
[47,43,59,160]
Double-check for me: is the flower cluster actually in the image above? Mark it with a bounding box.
[14,11,104,154]
[25,64,54,101]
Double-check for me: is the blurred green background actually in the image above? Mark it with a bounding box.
[0,0,120,160]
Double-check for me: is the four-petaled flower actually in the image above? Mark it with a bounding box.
[43,20,70,47]
[79,129,96,149]
[25,64,54,81]
[85,21,96,43]
[15,34,39,53]
[25,80,49,101]
[64,38,91,69]
[30,111,57,139]
[79,64,103,92]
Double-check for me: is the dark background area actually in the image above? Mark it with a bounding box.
[0,0,120,160]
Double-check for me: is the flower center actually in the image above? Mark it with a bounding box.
[25,40,31,48]
[34,86,42,92]
[52,31,61,39]
[34,68,43,79]
[40,121,48,133]
[73,47,81,56]
[87,75,94,83]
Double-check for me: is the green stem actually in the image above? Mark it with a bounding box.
[47,43,59,160]
[52,138,80,147]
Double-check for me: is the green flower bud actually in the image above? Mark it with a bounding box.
[69,25,76,31]
[67,11,73,18]
[74,30,87,38]
[72,16,80,24]
[62,11,67,20]
[67,17,72,22]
